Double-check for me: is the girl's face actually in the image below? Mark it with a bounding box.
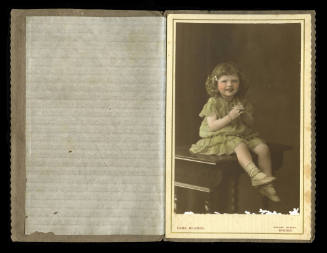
[217,74,240,99]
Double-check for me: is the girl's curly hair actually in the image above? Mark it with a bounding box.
[205,62,248,98]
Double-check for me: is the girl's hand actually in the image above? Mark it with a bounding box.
[228,103,245,120]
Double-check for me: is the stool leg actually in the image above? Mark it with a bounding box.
[174,190,178,213]
[204,193,210,213]
[230,173,240,213]
[230,179,236,213]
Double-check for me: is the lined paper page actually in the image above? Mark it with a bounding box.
[25,16,166,235]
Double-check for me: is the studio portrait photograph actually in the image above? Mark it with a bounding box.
[174,22,300,215]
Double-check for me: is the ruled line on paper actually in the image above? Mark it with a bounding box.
[25,16,165,236]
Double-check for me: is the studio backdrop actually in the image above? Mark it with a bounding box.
[175,23,301,213]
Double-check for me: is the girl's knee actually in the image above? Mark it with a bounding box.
[254,143,270,156]
[234,142,249,152]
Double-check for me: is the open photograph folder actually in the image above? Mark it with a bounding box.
[10,9,315,242]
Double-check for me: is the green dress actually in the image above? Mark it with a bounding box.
[189,96,265,155]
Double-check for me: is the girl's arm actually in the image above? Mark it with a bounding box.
[207,104,243,131]
[207,114,232,131]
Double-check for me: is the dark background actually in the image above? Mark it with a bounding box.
[175,23,301,213]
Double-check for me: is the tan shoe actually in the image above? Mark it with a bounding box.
[259,184,280,202]
[251,172,276,187]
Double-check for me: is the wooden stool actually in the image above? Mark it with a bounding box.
[174,143,291,214]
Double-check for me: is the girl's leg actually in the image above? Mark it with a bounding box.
[252,143,280,202]
[252,143,272,176]
[234,142,275,186]
[234,142,253,168]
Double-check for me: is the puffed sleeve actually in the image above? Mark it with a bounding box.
[199,97,218,117]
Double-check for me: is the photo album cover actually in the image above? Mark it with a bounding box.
[10,9,315,242]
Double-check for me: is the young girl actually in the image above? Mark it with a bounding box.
[189,62,280,202]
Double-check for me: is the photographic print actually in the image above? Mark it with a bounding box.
[165,13,314,241]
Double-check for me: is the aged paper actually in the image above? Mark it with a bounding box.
[165,13,314,241]
[10,9,315,243]
[23,15,165,236]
